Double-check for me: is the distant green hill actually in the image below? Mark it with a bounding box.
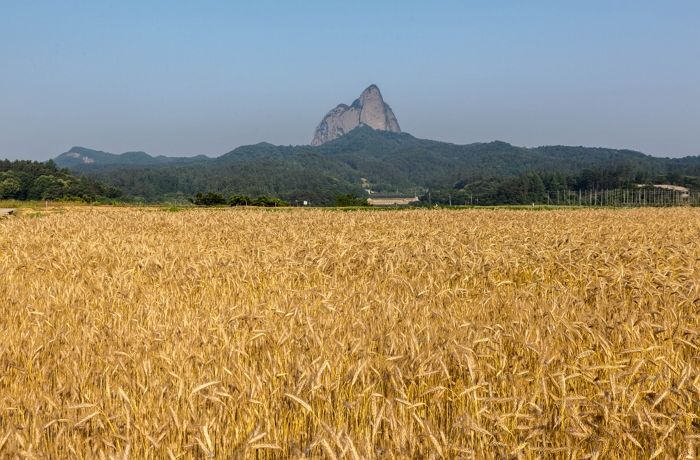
[53,126,700,204]
[55,146,209,170]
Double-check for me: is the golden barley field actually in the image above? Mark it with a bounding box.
[0,207,698,459]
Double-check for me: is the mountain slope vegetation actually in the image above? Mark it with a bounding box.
[0,159,122,201]
[55,127,700,203]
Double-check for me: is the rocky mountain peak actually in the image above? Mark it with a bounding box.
[355,84,381,104]
[311,85,401,146]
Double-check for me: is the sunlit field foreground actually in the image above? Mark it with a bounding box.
[1,207,698,458]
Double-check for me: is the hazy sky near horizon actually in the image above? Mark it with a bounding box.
[1,1,699,160]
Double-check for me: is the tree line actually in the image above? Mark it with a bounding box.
[0,159,122,201]
[191,192,369,207]
[190,192,289,207]
[423,169,700,206]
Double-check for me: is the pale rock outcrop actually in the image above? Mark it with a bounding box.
[311,85,401,146]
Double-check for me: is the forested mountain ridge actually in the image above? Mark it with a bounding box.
[55,146,209,171]
[53,126,700,204]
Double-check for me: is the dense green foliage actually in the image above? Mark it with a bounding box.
[54,127,700,204]
[190,192,289,207]
[0,159,121,201]
[334,194,369,207]
[246,196,289,207]
[227,195,251,206]
[190,192,227,206]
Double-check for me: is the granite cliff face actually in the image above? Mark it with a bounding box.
[311,85,401,146]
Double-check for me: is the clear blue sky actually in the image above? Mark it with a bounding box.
[1,1,698,160]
